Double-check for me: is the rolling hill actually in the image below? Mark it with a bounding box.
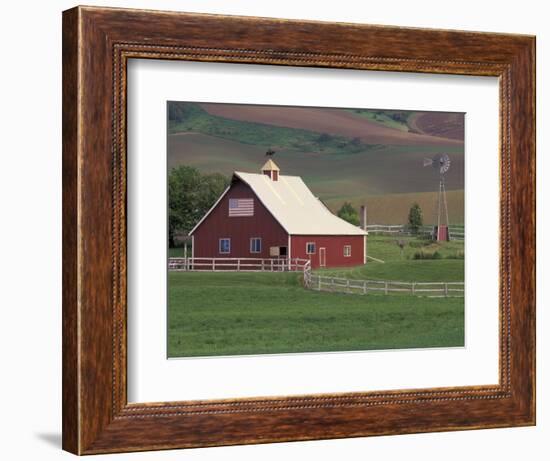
[167,102,465,224]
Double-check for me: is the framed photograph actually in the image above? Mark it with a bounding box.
[62,6,535,455]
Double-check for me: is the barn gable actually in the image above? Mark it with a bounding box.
[189,165,367,237]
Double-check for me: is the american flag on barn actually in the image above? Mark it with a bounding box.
[188,159,367,269]
[228,198,254,217]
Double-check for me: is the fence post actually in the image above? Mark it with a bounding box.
[385,281,388,295]
[346,279,350,294]
[363,280,367,295]
[331,278,335,292]
[237,259,240,271]
[412,282,416,295]
[444,283,448,297]
[212,259,216,271]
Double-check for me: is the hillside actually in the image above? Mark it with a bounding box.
[167,102,465,225]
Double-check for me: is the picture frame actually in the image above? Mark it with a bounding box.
[62,5,535,455]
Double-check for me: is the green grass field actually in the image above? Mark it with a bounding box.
[168,272,464,357]
[317,235,464,282]
[168,235,464,357]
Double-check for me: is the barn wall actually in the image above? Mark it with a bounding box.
[291,235,365,269]
[192,181,288,258]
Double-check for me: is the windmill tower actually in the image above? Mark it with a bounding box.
[423,153,451,241]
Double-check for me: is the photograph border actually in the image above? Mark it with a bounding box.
[62,6,535,454]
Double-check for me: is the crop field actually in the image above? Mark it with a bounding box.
[168,102,465,224]
[167,235,464,358]
[198,103,461,146]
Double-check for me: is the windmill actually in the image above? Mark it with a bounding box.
[423,153,451,241]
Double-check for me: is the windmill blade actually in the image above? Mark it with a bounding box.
[439,154,451,174]
[423,157,434,167]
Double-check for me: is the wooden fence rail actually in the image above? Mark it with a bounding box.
[170,257,462,298]
[304,272,463,298]
[365,224,464,240]
[168,257,311,273]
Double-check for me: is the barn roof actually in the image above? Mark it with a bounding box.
[230,171,367,236]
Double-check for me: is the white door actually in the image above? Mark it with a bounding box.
[319,247,326,267]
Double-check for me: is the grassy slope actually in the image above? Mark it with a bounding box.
[347,109,410,131]
[169,103,372,155]
[168,272,464,357]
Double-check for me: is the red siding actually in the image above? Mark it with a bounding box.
[291,235,365,269]
[192,181,288,258]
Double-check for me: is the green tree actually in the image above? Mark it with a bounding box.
[168,166,229,247]
[337,202,360,226]
[408,203,423,234]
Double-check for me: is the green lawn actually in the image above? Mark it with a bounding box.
[168,271,464,358]
[317,235,464,282]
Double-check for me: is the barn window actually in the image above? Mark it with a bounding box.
[344,245,352,257]
[219,238,231,254]
[306,242,316,254]
[250,237,262,253]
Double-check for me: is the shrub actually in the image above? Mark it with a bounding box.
[413,250,442,260]
[446,250,465,260]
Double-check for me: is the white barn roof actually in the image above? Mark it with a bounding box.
[231,171,367,236]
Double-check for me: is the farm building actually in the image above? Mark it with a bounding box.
[188,160,367,269]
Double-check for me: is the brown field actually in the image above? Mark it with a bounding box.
[199,103,463,147]
[168,133,465,198]
[408,112,464,140]
[324,189,464,225]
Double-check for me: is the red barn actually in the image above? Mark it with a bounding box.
[189,160,367,269]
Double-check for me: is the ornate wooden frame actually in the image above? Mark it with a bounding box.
[62,5,536,455]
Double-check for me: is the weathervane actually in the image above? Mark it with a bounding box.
[423,153,451,241]
[265,147,276,157]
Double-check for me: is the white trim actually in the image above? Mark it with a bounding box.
[219,237,231,254]
[288,235,292,259]
[306,241,316,255]
[249,237,262,253]
[319,247,326,267]
[344,245,352,257]
[363,235,367,264]
[188,185,231,235]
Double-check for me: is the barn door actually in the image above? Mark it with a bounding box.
[319,247,326,267]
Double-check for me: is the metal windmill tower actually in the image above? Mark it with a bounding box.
[423,153,451,241]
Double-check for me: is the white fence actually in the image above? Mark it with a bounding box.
[366,224,464,240]
[303,272,464,298]
[169,257,311,273]
[170,257,463,298]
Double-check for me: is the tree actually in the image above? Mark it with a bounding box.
[317,132,333,143]
[168,166,230,247]
[408,203,423,234]
[337,202,360,226]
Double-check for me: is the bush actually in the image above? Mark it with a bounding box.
[413,250,442,260]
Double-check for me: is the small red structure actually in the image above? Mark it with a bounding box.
[189,160,367,269]
[435,225,449,242]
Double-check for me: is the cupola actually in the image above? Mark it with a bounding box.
[261,159,280,181]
